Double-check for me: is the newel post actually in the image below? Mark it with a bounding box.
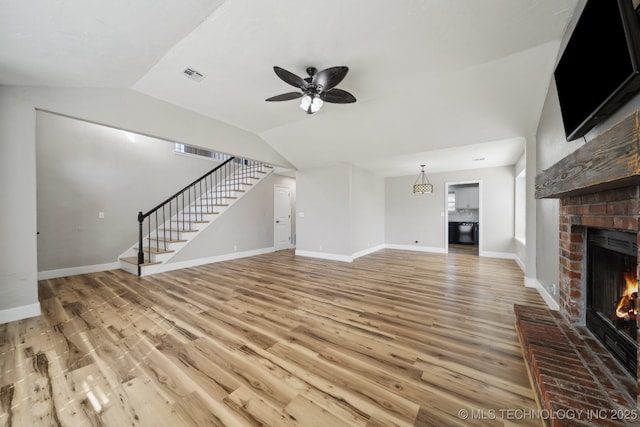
[137,211,144,276]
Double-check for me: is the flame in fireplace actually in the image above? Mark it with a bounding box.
[615,273,638,319]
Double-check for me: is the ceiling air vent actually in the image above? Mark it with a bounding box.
[183,68,205,82]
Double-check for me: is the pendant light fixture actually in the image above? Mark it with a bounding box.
[413,164,433,194]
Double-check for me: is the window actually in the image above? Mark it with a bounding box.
[175,143,231,161]
[447,192,456,212]
[514,170,526,243]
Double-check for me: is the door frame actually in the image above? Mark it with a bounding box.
[444,180,482,254]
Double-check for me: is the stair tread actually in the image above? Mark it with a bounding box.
[134,247,175,254]
[127,162,271,275]
[181,211,220,214]
[120,257,162,267]
[202,196,238,200]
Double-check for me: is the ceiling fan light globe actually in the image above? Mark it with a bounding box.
[300,94,312,111]
[311,97,323,113]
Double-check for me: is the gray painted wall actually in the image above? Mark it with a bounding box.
[36,111,218,271]
[296,163,384,258]
[169,173,296,262]
[351,167,385,254]
[385,174,446,250]
[0,85,293,322]
[0,88,39,320]
[386,166,516,255]
[296,164,352,256]
[535,0,640,304]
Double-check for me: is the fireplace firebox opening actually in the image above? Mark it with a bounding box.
[586,228,638,378]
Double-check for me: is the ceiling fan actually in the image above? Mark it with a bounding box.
[265,66,356,114]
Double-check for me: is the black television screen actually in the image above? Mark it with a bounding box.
[554,0,640,141]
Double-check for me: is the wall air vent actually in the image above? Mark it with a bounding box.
[183,68,206,82]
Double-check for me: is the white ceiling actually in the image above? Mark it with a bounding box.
[0,0,579,176]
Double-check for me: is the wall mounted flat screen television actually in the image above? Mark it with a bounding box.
[554,0,640,141]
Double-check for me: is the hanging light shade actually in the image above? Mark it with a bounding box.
[413,164,433,194]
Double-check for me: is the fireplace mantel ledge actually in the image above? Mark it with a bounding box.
[535,111,640,199]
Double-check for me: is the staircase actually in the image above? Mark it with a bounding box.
[119,157,273,276]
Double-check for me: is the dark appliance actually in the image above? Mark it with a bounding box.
[457,223,476,245]
[554,0,640,141]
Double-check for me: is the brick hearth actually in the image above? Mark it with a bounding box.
[528,111,640,423]
[520,187,640,424]
[515,305,637,426]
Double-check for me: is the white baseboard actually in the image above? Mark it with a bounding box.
[295,244,385,263]
[479,250,517,260]
[0,302,41,325]
[531,279,560,311]
[384,244,447,254]
[40,248,277,279]
[514,256,525,274]
[295,250,353,262]
[153,247,276,275]
[352,244,385,260]
[38,262,121,280]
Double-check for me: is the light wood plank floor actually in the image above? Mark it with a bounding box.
[1,249,547,426]
[448,244,478,256]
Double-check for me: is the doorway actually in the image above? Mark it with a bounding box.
[445,181,482,255]
[274,184,292,250]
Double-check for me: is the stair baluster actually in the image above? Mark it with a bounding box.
[134,157,268,275]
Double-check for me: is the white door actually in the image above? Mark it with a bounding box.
[274,185,291,250]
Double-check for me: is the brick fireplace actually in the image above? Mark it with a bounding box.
[559,187,639,375]
[516,111,640,423]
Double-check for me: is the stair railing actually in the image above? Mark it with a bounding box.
[136,156,266,275]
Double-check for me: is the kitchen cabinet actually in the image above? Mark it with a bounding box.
[448,222,458,243]
[454,186,479,209]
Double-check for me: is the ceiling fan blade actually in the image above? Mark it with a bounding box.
[265,92,304,102]
[273,66,308,90]
[320,88,356,104]
[312,66,349,92]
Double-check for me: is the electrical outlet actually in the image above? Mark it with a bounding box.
[98,211,105,219]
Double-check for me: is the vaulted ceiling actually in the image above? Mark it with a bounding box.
[0,0,579,175]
